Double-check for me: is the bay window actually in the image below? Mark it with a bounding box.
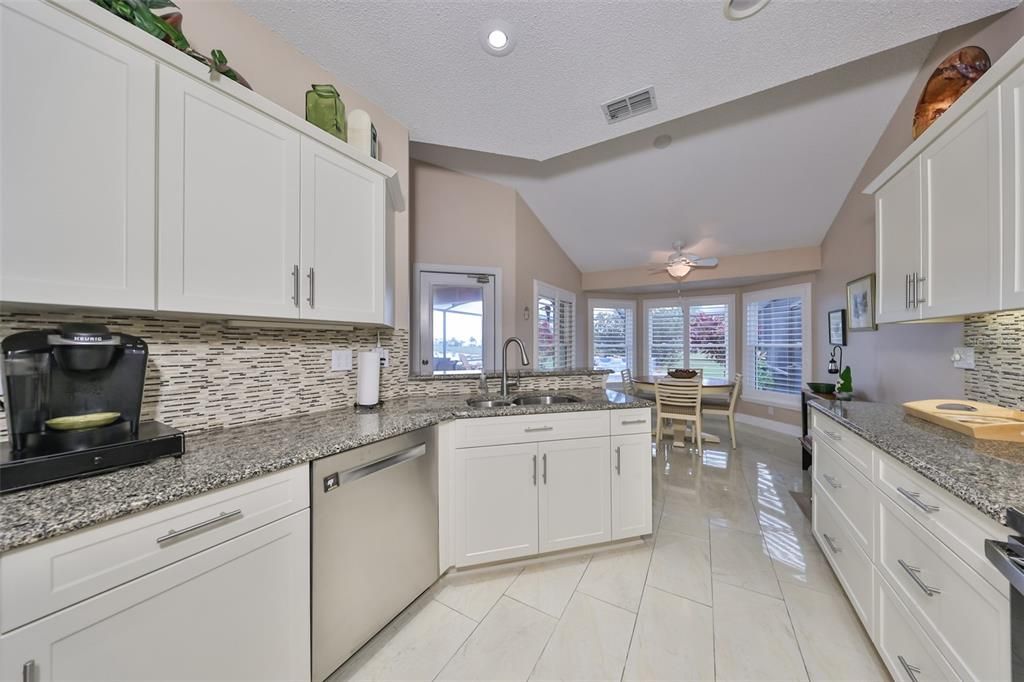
[742,283,811,408]
[643,295,733,379]
[589,299,636,372]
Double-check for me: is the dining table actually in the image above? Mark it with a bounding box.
[629,374,735,445]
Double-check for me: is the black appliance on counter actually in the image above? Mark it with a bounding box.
[1,324,183,492]
[986,507,1024,681]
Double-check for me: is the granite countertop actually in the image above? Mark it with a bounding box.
[0,389,651,553]
[809,399,1024,525]
[408,368,612,381]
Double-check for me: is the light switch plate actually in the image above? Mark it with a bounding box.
[331,349,353,371]
[378,348,390,368]
[952,346,975,370]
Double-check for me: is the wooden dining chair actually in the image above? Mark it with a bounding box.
[620,368,635,393]
[702,373,742,448]
[655,374,704,451]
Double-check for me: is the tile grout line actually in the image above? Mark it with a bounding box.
[525,553,595,680]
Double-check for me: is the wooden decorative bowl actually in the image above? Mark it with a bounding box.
[668,369,698,379]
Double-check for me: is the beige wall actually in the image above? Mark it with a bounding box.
[174,0,412,329]
[411,161,584,368]
[812,6,1024,404]
[514,195,585,362]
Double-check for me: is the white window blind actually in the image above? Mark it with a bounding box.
[646,305,685,376]
[535,281,575,370]
[743,284,810,407]
[590,301,635,372]
[688,303,729,380]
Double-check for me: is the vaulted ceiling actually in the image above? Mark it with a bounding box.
[236,0,1015,160]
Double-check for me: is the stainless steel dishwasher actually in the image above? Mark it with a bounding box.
[311,426,439,682]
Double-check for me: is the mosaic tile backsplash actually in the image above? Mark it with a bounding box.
[0,311,604,439]
[964,310,1024,409]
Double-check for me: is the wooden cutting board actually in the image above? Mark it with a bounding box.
[903,399,1024,443]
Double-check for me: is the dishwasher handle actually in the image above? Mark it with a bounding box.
[330,443,429,489]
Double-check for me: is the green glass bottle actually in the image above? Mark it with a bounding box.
[305,84,347,141]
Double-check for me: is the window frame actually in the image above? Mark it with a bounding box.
[534,279,577,371]
[641,294,735,379]
[741,282,812,409]
[588,298,637,374]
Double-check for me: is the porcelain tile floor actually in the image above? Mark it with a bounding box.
[332,422,890,682]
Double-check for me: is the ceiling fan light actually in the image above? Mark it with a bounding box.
[667,263,691,278]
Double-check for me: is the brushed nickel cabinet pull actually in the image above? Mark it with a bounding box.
[532,454,537,486]
[307,267,315,308]
[896,486,939,513]
[22,660,35,682]
[542,453,547,484]
[291,265,300,307]
[823,474,841,489]
[157,509,243,545]
[898,655,921,682]
[905,273,911,309]
[524,426,553,433]
[615,446,621,475]
[915,273,927,306]
[823,430,842,441]
[620,419,646,425]
[898,559,941,597]
[822,533,841,554]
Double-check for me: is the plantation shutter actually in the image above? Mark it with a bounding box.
[646,305,685,376]
[535,282,576,370]
[591,304,635,371]
[536,294,556,370]
[745,295,804,397]
[688,303,729,380]
[557,298,575,370]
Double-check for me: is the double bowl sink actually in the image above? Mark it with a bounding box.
[466,394,581,408]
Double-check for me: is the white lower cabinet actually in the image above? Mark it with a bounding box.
[611,433,653,540]
[454,442,539,566]
[875,571,960,682]
[0,510,311,682]
[539,437,611,553]
[452,411,651,568]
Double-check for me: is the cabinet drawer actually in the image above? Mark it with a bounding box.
[877,494,1010,681]
[455,410,609,448]
[876,452,1007,593]
[1,465,309,633]
[813,439,874,555]
[609,408,652,436]
[813,484,874,630]
[811,412,873,477]
[875,570,960,682]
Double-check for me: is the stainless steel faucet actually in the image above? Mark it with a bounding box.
[501,337,530,396]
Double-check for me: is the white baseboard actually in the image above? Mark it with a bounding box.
[734,413,802,438]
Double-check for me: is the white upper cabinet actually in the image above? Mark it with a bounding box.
[1003,64,1024,310]
[920,90,1002,318]
[300,137,390,325]
[157,66,302,319]
[0,0,156,310]
[875,159,923,323]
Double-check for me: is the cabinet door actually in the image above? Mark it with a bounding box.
[1003,63,1024,310]
[300,137,389,324]
[875,159,922,323]
[455,443,538,566]
[0,510,310,682]
[611,433,652,540]
[539,437,611,553]
[0,0,155,309]
[921,90,1002,318]
[158,66,301,318]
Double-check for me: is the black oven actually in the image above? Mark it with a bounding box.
[985,507,1024,682]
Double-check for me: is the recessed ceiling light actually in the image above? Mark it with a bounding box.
[480,21,515,56]
[723,0,771,20]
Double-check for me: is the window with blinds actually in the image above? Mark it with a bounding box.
[535,281,575,370]
[742,283,810,407]
[590,301,635,372]
[643,296,733,378]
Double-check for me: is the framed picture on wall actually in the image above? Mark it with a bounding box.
[828,309,847,346]
[846,274,878,332]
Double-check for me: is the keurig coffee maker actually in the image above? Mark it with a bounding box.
[0,324,184,492]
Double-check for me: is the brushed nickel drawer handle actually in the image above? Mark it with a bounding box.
[822,533,841,554]
[823,474,842,489]
[823,430,842,441]
[532,454,537,486]
[542,453,548,484]
[896,486,939,513]
[898,559,941,597]
[620,419,647,425]
[524,426,553,432]
[157,509,243,545]
[291,264,300,307]
[898,655,921,682]
[22,660,35,682]
[615,445,621,475]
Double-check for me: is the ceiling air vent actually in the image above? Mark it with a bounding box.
[601,86,657,123]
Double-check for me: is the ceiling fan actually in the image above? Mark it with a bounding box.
[651,241,720,279]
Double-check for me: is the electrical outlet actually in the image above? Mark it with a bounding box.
[331,349,352,371]
[952,346,975,370]
[378,348,390,368]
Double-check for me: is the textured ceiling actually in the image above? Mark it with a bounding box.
[235,0,1015,160]
[412,37,936,272]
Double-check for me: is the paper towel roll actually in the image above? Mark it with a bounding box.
[356,350,381,406]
